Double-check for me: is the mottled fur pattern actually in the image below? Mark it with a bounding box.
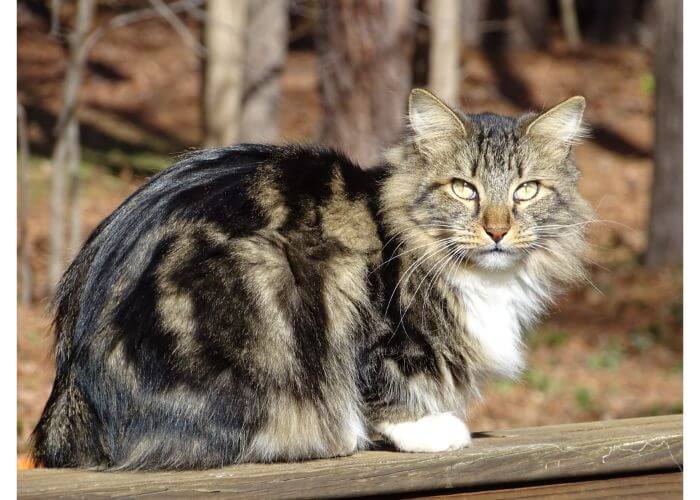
[32,90,593,470]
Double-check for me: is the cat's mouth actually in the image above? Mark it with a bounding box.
[473,245,520,270]
[480,245,513,255]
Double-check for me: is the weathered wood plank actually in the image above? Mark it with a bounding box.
[18,415,682,499]
[417,472,682,499]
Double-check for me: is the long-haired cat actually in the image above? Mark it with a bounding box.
[32,89,593,470]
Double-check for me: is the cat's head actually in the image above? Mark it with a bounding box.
[381,89,594,284]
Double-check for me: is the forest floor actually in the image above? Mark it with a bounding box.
[18,10,682,460]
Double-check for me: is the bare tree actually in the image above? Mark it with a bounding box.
[239,0,289,143]
[509,0,549,49]
[67,108,82,257]
[584,0,639,44]
[317,0,416,166]
[48,0,96,294]
[44,0,208,293]
[460,0,486,48]
[202,0,248,146]
[18,104,32,305]
[559,0,581,49]
[428,0,461,104]
[646,0,682,267]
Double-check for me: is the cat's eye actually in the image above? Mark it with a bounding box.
[451,179,478,200]
[513,181,539,202]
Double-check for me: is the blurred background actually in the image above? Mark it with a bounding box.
[17,0,682,461]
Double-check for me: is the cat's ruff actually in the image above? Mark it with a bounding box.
[451,265,551,379]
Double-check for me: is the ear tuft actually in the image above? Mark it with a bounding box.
[525,96,588,147]
[408,89,468,155]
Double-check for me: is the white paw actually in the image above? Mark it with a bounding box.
[375,413,471,453]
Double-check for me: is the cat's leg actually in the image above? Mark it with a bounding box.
[244,392,366,462]
[364,352,472,453]
[374,413,471,453]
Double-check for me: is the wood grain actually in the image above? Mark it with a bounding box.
[18,414,682,499]
[418,472,682,499]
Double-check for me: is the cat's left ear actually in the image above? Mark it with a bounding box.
[408,89,470,157]
[523,96,588,153]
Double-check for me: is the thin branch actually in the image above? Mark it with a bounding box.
[18,103,32,305]
[67,121,82,257]
[161,0,249,45]
[179,0,208,20]
[149,0,207,56]
[50,0,62,36]
[83,0,205,56]
[110,0,205,27]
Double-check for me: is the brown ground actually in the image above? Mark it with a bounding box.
[18,11,681,458]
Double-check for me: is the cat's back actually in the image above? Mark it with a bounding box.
[60,143,384,347]
[33,144,385,469]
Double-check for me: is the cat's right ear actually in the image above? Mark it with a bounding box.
[522,96,588,155]
[408,89,469,157]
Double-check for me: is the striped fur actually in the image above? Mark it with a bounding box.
[32,92,593,470]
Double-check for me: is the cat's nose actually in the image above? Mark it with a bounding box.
[485,227,509,243]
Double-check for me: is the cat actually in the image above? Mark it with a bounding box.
[31,89,593,470]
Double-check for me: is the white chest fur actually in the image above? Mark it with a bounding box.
[451,267,549,378]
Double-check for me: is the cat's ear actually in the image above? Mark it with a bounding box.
[523,96,588,152]
[408,89,469,156]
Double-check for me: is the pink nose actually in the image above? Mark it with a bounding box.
[486,227,509,243]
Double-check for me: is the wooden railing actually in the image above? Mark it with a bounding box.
[17,414,682,499]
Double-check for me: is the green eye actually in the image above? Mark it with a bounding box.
[451,179,478,200]
[514,181,539,201]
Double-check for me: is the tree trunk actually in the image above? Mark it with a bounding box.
[67,119,81,256]
[585,0,639,44]
[317,0,416,166]
[508,0,549,49]
[48,0,95,295]
[460,0,486,48]
[428,0,461,104]
[18,104,32,305]
[646,0,682,267]
[202,0,248,146]
[239,0,289,143]
[559,0,581,49]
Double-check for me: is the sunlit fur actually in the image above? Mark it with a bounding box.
[384,89,592,281]
[32,91,593,470]
[382,89,594,379]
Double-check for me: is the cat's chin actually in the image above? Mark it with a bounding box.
[473,249,520,270]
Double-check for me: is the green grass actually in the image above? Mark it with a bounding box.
[523,368,552,392]
[490,379,517,394]
[574,386,594,412]
[539,329,570,348]
[640,72,655,95]
[23,148,172,180]
[627,319,673,354]
[83,148,171,175]
[586,339,624,370]
[669,300,683,324]
[630,330,655,353]
[640,402,683,417]
[26,171,50,205]
[25,326,50,346]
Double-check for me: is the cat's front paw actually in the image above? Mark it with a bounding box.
[375,413,471,453]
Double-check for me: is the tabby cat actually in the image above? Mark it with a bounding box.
[32,89,593,470]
